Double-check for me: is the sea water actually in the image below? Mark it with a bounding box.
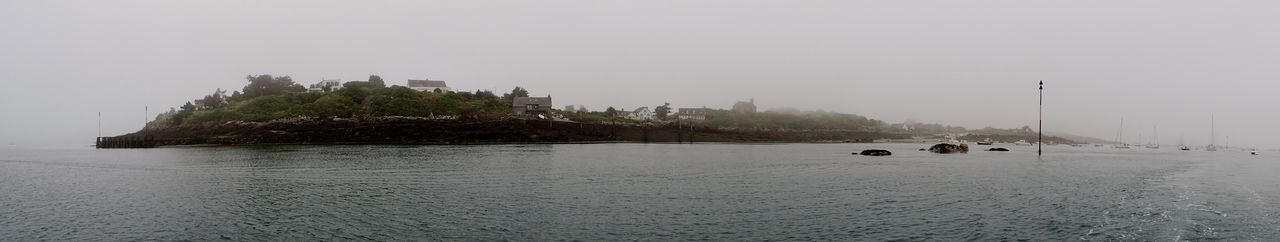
[1,143,1275,240]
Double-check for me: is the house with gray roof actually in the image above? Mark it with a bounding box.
[407,79,450,93]
[512,96,553,118]
[732,98,757,113]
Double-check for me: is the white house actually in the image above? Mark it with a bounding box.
[307,79,342,93]
[407,79,451,93]
[627,107,655,121]
[677,108,708,120]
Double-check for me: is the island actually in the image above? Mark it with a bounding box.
[98,74,1077,148]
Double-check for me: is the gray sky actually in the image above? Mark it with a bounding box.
[2,0,1277,148]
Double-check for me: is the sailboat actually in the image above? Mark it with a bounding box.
[1206,116,1218,151]
[1178,135,1190,151]
[1145,125,1160,149]
[1114,118,1131,149]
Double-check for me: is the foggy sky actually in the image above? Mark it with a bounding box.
[2,0,1277,148]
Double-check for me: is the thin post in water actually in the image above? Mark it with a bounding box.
[1038,80,1044,156]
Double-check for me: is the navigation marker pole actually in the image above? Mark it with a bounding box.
[1038,81,1044,157]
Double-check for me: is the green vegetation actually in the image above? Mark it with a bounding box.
[704,109,888,131]
[556,104,889,132]
[146,74,975,135]
[151,74,510,127]
[889,120,1038,135]
[557,106,643,125]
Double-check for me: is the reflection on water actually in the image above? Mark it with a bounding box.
[1,144,1277,240]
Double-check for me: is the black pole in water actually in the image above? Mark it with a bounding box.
[1038,80,1044,156]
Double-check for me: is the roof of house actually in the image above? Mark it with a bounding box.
[513,97,553,107]
[632,107,650,113]
[407,79,448,87]
[678,108,708,114]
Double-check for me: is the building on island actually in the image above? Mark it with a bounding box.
[308,79,343,93]
[732,98,757,113]
[677,108,708,120]
[407,79,450,93]
[628,107,654,121]
[614,108,632,118]
[512,96,553,119]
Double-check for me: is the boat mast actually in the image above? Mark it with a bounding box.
[1116,118,1125,145]
[1209,115,1216,151]
[1152,125,1159,148]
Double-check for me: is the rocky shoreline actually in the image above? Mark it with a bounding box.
[115,117,910,147]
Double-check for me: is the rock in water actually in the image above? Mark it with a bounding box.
[928,143,969,154]
[859,149,892,156]
[986,147,1010,151]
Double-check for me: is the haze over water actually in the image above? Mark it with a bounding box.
[3,1,1279,148]
[3,1,1278,240]
[3,144,1275,240]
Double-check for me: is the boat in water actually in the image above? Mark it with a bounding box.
[1114,118,1131,149]
[1206,116,1218,152]
[1178,136,1190,151]
[1014,140,1032,146]
[1144,125,1160,149]
[976,138,994,145]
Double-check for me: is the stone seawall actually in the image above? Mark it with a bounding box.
[113,117,908,146]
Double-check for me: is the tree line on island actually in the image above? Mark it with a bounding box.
[146,74,1052,141]
[153,74,511,127]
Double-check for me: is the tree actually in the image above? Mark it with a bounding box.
[474,90,498,99]
[241,74,305,99]
[655,102,672,120]
[303,93,358,118]
[342,81,380,90]
[336,84,373,108]
[577,105,588,113]
[605,107,618,117]
[367,87,431,117]
[368,75,386,87]
[502,86,530,102]
[171,101,197,125]
[195,89,227,110]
